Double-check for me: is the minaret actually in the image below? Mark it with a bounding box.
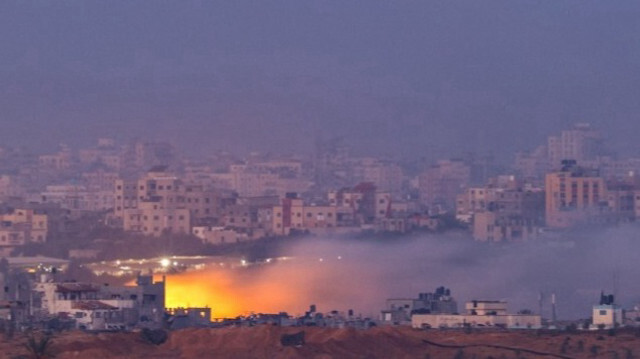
[538,291,544,319]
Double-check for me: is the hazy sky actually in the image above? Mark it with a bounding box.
[1,1,639,160]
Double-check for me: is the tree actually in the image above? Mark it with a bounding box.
[23,332,55,359]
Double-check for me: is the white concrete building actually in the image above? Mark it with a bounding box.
[412,300,541,329]
[592,304,623,329]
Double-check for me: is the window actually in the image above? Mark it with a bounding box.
[600,310,607,315]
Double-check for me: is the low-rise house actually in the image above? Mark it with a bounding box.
[591,292,623,330]
[412,300,541,329]
[192,226,249,245]
[382,287,458,324]
[32,274,165,331]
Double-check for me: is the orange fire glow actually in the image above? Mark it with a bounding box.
[155,256,385,319]
[158,263,317,318]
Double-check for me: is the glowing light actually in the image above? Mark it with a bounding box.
[160,258,171,268]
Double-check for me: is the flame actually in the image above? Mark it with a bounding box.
[158,264,312,318]
[154,255,384,319]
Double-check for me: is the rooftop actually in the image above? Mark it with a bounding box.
[55,283,99,293]
[71,300,117,311]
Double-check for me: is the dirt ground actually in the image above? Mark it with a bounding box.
[1,325,638,359]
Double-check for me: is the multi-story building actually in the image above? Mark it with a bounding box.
[547,123,605,170]
[82,168,119,192]
[455,175,545,242]
[419,159,470,212]
[545,161,608,228]
[0,208,48,252]
[328,182,391,225]
[272,194,338,236]
[591,292,623,330]
[0,175,25,200]
[78,138,122,171]
[40,184,114,212]
[38,144,72,171]
[514,145,548,182]
[381,287,458,324]
[208,162,312,198]
[32,274,165,330]
[123,199,191,236]
[353,158,405,195]
[456,187,490,223]
[412,300,541,329]
[114,167,221,236]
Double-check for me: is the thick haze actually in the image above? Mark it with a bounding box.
[1,1,640,160]
[164,227,640,320]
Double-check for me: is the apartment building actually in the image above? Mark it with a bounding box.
[412,300,541,329]
[419,159,471,211]
[547,123,605,170]
[114,167,220,236]
[328,182,391,225]
[272,194,338,235]
[545,161,607,228]
[78,138,122,171]
[0,208,48,250]
[353,158,405,194]
[40,184,114,212]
